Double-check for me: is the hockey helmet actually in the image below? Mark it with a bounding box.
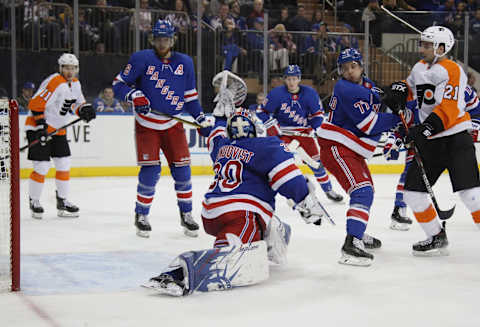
[420,26,454,58]
[58,53,79,70]
[152,20,175,39]
[284,65,302,78]
[337,48,363,75]
[227,107,257,139]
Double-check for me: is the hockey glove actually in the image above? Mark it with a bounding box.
[382,81,408,115]
[264,117,281,136]
[195,113,214,128]
[383,134,402,161]
[77,103,96,123]
[129,90,151,115]
[31,111,48,146]
[405,113,444,145]
[295,192,326,225]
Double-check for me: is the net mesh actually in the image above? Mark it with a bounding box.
[0,99,11,291]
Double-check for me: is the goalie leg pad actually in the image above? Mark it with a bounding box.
[265,215,291,265]
[147,241,269,295]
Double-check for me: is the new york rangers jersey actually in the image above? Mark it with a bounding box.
[259,85,324,133]
[201,120,309,227]
[113,49,202,130]
[316,77,400,159]
[465,84,480,116]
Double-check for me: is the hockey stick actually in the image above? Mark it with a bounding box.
[19,117,83,152]
[399,111,455,220]
[287,198,335,225]
[149,109,202,128]
[380,5,422,34]
[372,147,407,158]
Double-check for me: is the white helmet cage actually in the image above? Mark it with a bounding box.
[420,26,455,59]
[58,53,79,73]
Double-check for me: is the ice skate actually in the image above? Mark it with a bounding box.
[362,233,382,249]
[142,273,186,297]
[29,197,44,219]
[56,191,79,218]
[325,190,343,202]
[339,234,374,267]
[412,222,449,257]
[180,211,199,237]
[390,206,413,231]
[135,213,151,238]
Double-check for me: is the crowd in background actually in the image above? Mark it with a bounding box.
[2,0,480,111]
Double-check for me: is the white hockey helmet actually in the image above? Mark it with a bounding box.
[58,53,79,72]
[420,26,455,58]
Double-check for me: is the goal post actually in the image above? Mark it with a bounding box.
[0,98,20,292]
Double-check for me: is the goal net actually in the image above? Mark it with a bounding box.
[0,98,20,292]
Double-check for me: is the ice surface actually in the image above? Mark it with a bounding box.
[0,174,479,327]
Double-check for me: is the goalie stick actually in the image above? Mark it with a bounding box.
[399,110,455,220]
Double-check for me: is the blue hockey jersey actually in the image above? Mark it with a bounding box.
[259,85,324,133]
[465,84,480,117]
[113,49,203,130]
[316,77,400,159]
[201,120,309,226]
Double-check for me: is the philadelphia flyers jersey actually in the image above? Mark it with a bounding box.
[406,59,471,138]
[26,73,86,135]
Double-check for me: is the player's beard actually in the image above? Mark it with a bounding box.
[155,44,172,58]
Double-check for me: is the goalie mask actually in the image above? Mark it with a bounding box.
[212,70,248,118]
[227,108,257,139]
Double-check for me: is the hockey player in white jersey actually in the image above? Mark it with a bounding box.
[25,53,96,219]
[393,26,480,256]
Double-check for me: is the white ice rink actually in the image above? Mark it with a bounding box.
[1,174,479,327]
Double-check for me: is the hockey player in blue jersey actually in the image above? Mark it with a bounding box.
[112,20,212,238]
[315,48,404,266]
[257,64,344,202]
[143,108,329,296]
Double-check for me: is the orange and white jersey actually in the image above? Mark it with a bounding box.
[406,59,471,139]
[25,73,85,134]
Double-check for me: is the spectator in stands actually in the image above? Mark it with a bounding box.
[222,17,247,73]
[246,17,265,73]
[453,1,467,35]
[468,72,477,93]
[471,9,480,35]
[23,0,61,49]
[362,0,381,46]
[210,2,231,30]
[93,87,124,112]
[95,41,106,54]
[17,82,35,113]
[270,76,283,88]
[190,2,211,31]
[466,0,478,12]
[270,6,291,31]
[289,5,310,31]
[248,91,265,111]
[301,23,335,84]
[336,24,359,51]
[129,0,152,46]
[310,8,324,27]
[166,0,191,34]
[247,0,264,29]
[78,8,100,51]
[229,0,247,30]
[269,24,294,73]
[435,0,456,28]
[58,5,73,48]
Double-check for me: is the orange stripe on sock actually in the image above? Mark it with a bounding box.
[414,204,437,223]
[30,171,45,183]
[56,170,70,181]
[472,210,480,224]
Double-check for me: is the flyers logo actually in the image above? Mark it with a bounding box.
[416,84,436,107]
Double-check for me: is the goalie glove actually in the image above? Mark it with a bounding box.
[212,87,236,118]
[295,192,327,225]
[212,70,247,118]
